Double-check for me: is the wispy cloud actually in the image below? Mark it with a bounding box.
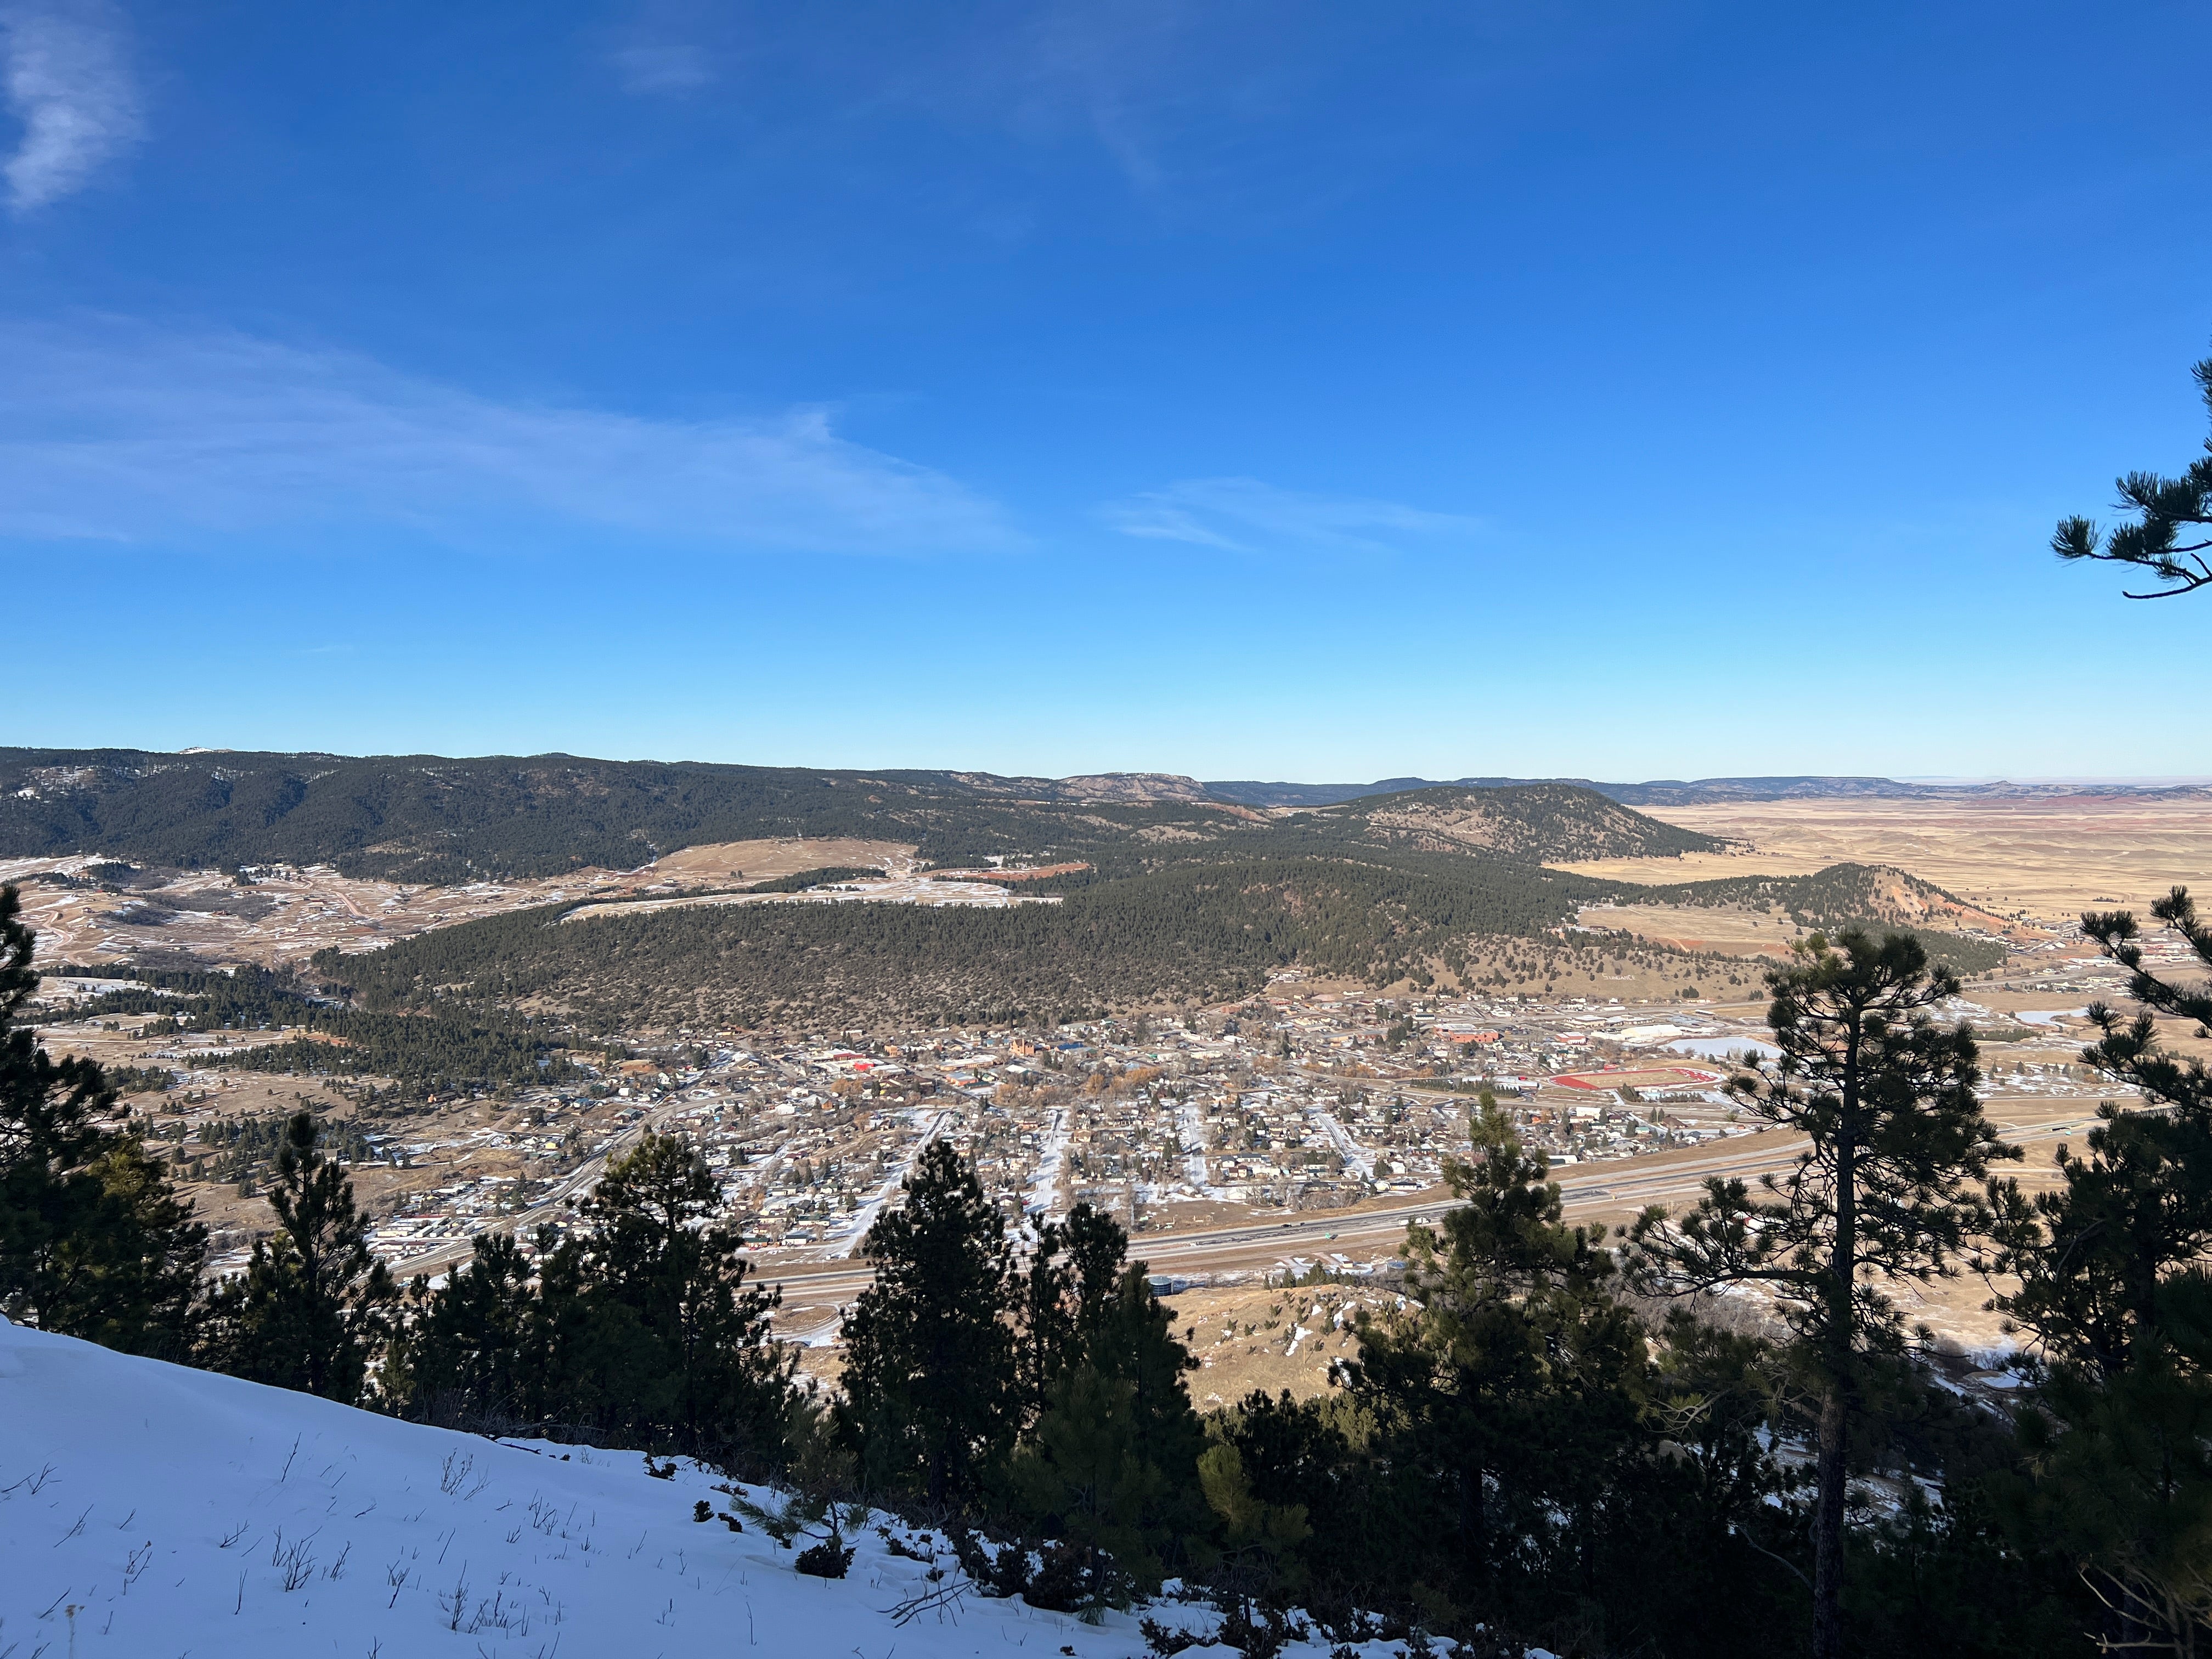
[0,320,1022,556]
[1103,476,1483,556]
[612,42,714,95]
[1,0,141,212]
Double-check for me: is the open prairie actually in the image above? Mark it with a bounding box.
[1552,795,2212,927]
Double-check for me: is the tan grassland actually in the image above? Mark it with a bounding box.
[647,838,912,882]
[1570,901,1821,957]
[1553,795,2212,927]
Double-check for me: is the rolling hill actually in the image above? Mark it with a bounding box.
[0,748,1717,884]
[317,855,1627,1029]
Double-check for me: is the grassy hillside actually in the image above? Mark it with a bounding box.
[1632,862,2012,974]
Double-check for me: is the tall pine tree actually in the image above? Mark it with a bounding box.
[1990,887,2212,1650]
[1627,930,2016,1659]
[838,1138,1015,1506]
[394,1228,541,1427]
[1348,1094,1650,1633]
[548,1132,794,1462]
[0,883,205,1357]
[204,1111,395,1401]
[1008,1204,1204,1603]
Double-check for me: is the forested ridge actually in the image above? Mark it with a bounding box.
[0,747,1720,883]
[1286,781,1722,860]
[312,855,1616,1027]
[297,849,2010,1031]
[1639,861,1982,923]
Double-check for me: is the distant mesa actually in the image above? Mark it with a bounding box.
[1202,774,2212,809]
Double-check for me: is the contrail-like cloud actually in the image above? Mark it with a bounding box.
[1103,476,1483,557]
[1,0,142,212]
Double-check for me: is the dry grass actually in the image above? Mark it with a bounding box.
[1554,797,2212,928]
[649,838,913,882]
[1573,900,1815,956]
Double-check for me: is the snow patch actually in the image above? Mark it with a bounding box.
[0,1316,1497,1658]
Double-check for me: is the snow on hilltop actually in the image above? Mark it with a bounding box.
[0,1316,1450,1658]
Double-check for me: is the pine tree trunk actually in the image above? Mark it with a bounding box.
[1811,1379,1849,1659]
[1812,1027,1863,1659]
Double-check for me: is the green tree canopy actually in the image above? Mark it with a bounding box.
[1627,931,2017,1659]
[837,1138,1017,1507]
[2055,347,2212,599]
[0,883,205,1357]
[202,1111,396,1401]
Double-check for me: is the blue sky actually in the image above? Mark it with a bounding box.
[4,1,2209,781]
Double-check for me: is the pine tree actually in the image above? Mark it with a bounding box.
[1626,931,2017,1659]
[1980,353,2212,1652]
[1008,1203,1204,1600]
[1014,1217,1078,1421]
[0,884,205,1356]
[397,1136,795,1466]
[1013,1199,1147,1420]
[399,1229,541,1427]
[1011,1362,1165,1609]
[562,1132,794,1463]
[1195,1441,1312,1646]
[2076,887,2212,1119]
[837,1139,1015,1506]
[204,1111,394,1401]
[1088,1263,1204,1520]
[1989,887,2212,1650]
[1348,1094,1648,1623]
[2055,347,2212,598]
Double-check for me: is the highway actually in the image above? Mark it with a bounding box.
[757,1101,2107,1335]
[754,1130,1820,1311]
[386,1087,2107,1320]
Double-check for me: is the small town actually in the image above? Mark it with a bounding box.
[28,946,2142,1322]
[7,9,2210,1651]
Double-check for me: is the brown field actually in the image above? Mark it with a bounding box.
[647,838,913,882]
[1553,795,2212,928]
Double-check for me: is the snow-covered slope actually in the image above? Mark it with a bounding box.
[0,1316,1421,1658]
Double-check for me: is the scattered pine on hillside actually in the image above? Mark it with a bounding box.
[1634,862,2011,973]
[68,963,573,1090]
[315,856,1626,1028]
